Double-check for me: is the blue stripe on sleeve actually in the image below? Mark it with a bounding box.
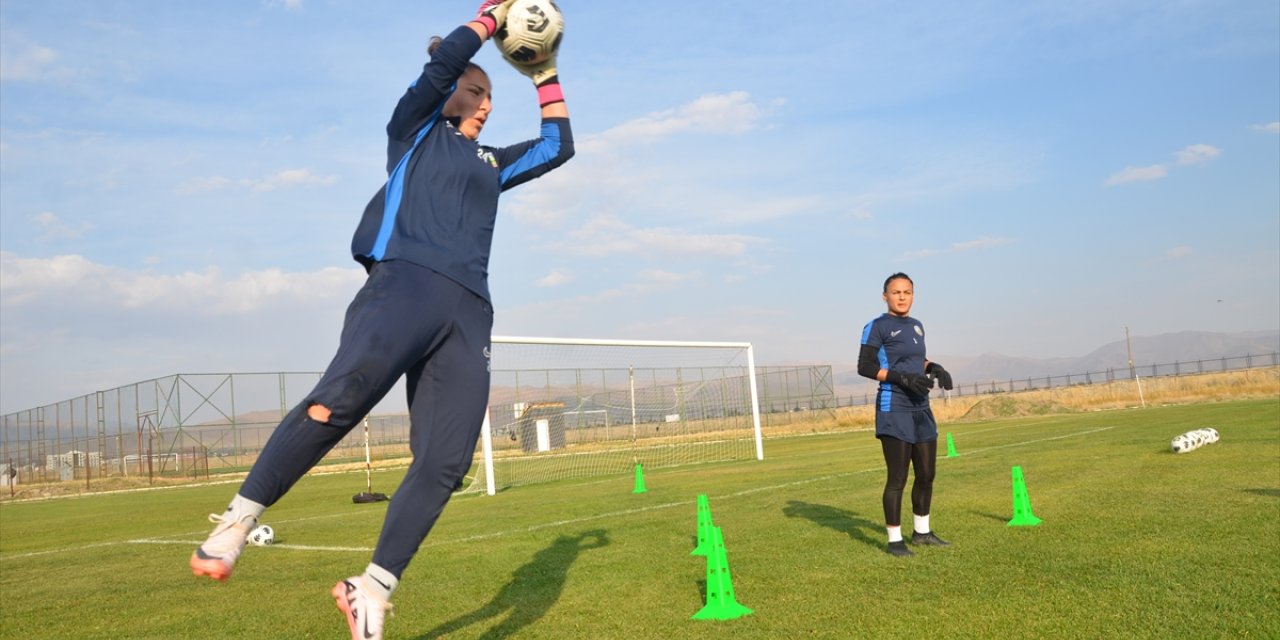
[498,121,561,184]
[878,345,893,411]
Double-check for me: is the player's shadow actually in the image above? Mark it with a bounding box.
[1244,488,1280,498]
[413,529,609,640]
[781,500,881,551]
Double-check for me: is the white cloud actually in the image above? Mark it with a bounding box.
[0,252,363,313]
[501,92,810,233]
[1105,164,1168,186]
[0,40,62,82]
[572,269,702,302]
[580,91,768,151]
[266,0,305,10]
[536,268,573,287]
[898,236,1013,261]
[32,212,94,241]
[175,176,233,195]
[175,169,336,195]
[0,252,362,413]
[1252,122,1280,134]
[559,215,764,258]
[244,169,338,192]
[1174,144,1220,166]
[1106,144,1221,186]
[635,269,697,286]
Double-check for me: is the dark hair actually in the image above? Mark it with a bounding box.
[882,272,913,293]
[428,36,487,77]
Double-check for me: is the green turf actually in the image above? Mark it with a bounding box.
[1,399,1277,639]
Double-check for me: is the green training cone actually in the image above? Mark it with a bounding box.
[691,526,753,621]
[1008,465,1042,527]
[632,463,648,494]
[692,493,713,557]
[946,432,959,458]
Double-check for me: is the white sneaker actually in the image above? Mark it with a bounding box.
[333,576,393,640]
[189,512,256,582]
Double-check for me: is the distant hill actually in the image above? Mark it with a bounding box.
[832,330,1279,396]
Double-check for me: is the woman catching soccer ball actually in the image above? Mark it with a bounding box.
[857,273,954,557]
[189,2,573,638]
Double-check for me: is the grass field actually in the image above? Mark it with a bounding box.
[1,398,1277,639]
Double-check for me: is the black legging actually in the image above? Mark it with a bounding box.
[880,436,937,526]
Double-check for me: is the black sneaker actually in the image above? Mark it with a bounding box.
[886,541,914,557]
[911,531,950,546]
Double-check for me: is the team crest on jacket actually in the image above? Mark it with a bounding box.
[914,325,924,336]
[477,148,498,168]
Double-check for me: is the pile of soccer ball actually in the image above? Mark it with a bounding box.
[248,524,275,546]
[1170,428,1219,454]
[493,0,564,65]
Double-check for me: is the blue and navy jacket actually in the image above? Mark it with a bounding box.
[858,313,931,412]
[350,26,574,303]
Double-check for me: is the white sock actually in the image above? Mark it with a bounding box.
[363,563,398,602]
[886,525,903,543]
[226,495,266,527]
[914,513,930,534]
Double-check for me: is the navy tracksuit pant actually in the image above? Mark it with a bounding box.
[239,259,493,578]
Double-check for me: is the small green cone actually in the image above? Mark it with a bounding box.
[691,527,753,621]
[632,463,647,494]
[692,493,713,557]
[1008,465,1042,527]
[946,432,959,458]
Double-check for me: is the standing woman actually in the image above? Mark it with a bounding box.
[857,273,954,557]
[189,2,574,638]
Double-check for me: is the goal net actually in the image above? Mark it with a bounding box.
[460,337,762,495]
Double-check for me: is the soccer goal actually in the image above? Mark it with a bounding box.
[460,337,763,495]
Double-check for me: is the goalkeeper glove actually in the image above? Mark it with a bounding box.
[925,362,953,390]
[886,371,934,397]
[474,0,517,38]
[511,57,563,107]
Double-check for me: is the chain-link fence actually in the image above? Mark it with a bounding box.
[835,352,1279,407]
[0,365,833,496]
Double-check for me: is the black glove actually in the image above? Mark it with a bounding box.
[886,370,933,396]
[925,362,953,390]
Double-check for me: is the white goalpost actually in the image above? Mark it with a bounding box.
[460,337,764,495]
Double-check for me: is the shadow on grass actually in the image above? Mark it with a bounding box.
[781,500,881,551]
[971,511,1010,523]
[413,529,609,640]
[1244,488,1280,498]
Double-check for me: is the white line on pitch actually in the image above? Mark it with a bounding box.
[951,426,1114,456]
[126,539,374,553]
[1,426,1112,561]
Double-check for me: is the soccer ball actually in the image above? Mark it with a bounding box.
[494,0,564,66]
[248,524,275,546]
[1170,433,1197,454]
[1170,428,1220,454]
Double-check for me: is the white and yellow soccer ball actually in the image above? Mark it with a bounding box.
[248,523,275,546]
[494,0,564,66]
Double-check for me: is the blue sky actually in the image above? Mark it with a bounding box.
[2,0,1277,414]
